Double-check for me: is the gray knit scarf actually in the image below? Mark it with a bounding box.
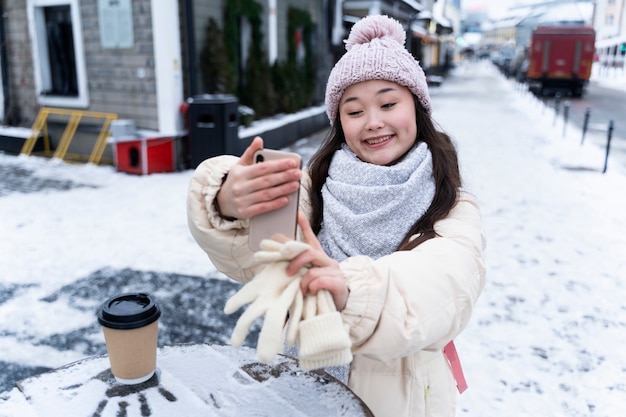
[318,142,436,261]
[296,142,435,385]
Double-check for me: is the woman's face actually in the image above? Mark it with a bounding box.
[338,79,417,166]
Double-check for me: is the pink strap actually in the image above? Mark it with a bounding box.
[443,341,468,394]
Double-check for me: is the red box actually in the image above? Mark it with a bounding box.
[114,136,176,175]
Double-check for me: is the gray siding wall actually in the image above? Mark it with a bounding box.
[3,0,160,130]
[82,0,158,130]
[4,0,39,126]
[3,0,333,130]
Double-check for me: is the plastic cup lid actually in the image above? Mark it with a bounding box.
[97,293,161,330]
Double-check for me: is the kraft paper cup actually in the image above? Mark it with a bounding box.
[97,293,161,384]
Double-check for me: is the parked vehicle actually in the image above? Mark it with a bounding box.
[526,26,595,97]
[509,46,529,82]
[490,45,515,77]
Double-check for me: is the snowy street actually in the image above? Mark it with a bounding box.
[1,60,625,416]
[433,61,626,416]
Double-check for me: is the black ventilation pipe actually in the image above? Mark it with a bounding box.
[181,0,199,96]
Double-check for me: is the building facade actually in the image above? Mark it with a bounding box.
[593,0,626,70]
[1,0,182,135]
[0,0,457,152]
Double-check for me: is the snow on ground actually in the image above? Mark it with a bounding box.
[432,61,626,417]
[0,60,625,416]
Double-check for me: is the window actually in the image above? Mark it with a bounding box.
[27,0,89,107]
[605,14,614,26]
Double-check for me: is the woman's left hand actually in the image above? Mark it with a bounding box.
[287,212,349,311]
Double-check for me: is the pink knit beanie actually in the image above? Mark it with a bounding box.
[325,15,431,124]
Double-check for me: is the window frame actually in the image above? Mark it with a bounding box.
[27,0,89,108]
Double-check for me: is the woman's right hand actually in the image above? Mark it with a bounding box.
[215,137,302,220]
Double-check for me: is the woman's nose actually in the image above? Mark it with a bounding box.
[365,112,384,130]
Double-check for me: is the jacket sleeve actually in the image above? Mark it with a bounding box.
[186,155,259,283]
[186,156,313,283]
[340,191,486,361]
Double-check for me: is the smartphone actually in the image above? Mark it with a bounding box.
[248,149,302,251]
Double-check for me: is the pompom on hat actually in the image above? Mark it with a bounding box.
[325,15,431,124]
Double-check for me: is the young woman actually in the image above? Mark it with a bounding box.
[187,15,486,417]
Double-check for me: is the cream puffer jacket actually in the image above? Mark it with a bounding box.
[187,155,487,417]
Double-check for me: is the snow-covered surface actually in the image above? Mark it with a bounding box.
[591,64,626,93]
[1,60,625,415]
[435,62,626,417]
[239,105,326,137]
[0,126,34,138]
[10,344,368,417]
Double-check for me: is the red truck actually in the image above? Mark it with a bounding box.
[526,26,595,97]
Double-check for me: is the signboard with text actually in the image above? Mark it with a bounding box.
[98,0,134,49]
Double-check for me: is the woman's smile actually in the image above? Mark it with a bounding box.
[364,135,393,146]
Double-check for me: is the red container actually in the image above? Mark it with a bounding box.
[114,136,175,175]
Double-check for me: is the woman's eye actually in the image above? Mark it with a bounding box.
[347,110,362,116]
[382,102,396,109]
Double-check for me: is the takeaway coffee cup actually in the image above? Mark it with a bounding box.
[97,293,161,384]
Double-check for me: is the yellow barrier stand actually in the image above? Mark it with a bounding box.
[20,110,52,156]
[20,108,118,165]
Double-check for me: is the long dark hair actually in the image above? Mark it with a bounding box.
[307,96,461,251]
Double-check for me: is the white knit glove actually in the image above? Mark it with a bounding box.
[285,283,304,347]
[297,290,353,370]
[224,239,310,363]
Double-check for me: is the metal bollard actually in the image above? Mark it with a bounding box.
[553,93,562,126]
[581,108,591,145]
[602,120,614,174]
[562,101,570,137]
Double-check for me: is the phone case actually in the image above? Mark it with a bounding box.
[248,149,302,251]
